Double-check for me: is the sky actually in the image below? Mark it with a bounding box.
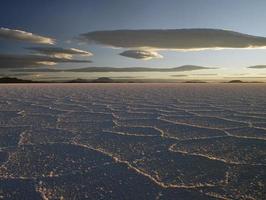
[1,0,266,81]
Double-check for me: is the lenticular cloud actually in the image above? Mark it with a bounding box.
[27,47,93,59]
[80,29,266,51]
[0,27,55,44]
[0,54,91,68]
[120,50,163,60]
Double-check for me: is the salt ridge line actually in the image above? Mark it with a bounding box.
[70,140,226,190]
[169,143,266,166]
[158,118,266,140]
[0,140,226,194]
[159,117,231,134]
[0,142,113,179]
[191,108,266,123]
[159,116,248,130]
[113,120,259,142]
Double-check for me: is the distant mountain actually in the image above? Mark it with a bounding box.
[0,76,117,83]
[0,77,36,83]
[227,80,263,83]
[67,78,91,83]
[183,80,207,83]
[68,77,115,83]
[228,80,244,83]
[67,65,215,72]
[92,77,114,83]
[68,77,116,83]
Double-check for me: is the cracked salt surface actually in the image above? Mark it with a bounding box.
[0,83,265,199]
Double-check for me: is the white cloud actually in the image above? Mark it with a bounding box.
[0,27,55,44]
[119,50,162,60]
[0,54,91,68]
[27,47,93,59]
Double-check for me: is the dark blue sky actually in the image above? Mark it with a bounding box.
[1,0,266,80]
[2,0,266,37]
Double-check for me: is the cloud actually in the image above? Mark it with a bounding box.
[171,65,216,71]
[1,73,34,77]
[66,65,215,72]
[191,73,218,76]
[247,65,266,69]
[27,47,93,59]
[0,27,55,44]
[119,50,162,60]
[0,54,91,68]
[10,68,63,72]
[170,74,188,77]
[79,29,266,51]
[225,76,266,79]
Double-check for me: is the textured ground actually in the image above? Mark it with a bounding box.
[0,83,265,200]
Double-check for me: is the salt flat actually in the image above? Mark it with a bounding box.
[0,83,265,199]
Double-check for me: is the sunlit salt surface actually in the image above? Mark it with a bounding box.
[0,83,265,199]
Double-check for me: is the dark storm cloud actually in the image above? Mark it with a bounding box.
[79,29,266,51]
[27,47,93,59]
[0,27,55,44]
[247,65,266,69]
[0,54,91,68]
[119,50,162,60]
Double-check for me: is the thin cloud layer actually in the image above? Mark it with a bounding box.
[248,65,266,69]
[66,65,215,72]
[10,68,63,72]
[171,65,216,71]
[27,47,93,59]
[0,54,91,68]
[170,74,188,77]
[0,27,55,44]
[191,73,218,76]
[119,50,163,60]
[80,29,266,51]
